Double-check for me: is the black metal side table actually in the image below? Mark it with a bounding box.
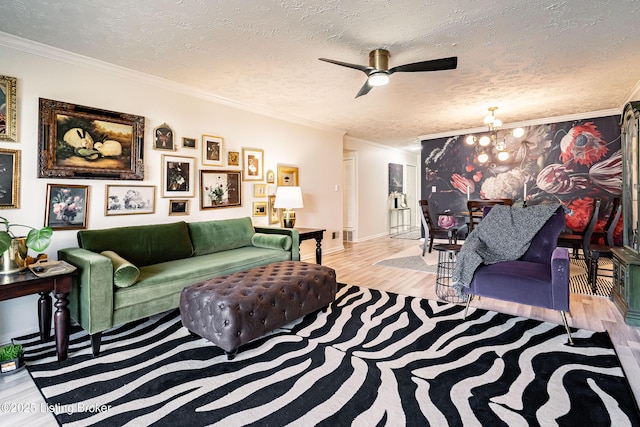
[433,243,465,303]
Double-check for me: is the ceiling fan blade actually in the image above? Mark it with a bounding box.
[355,80,374,98]
[389,56,458,74]
[318,58,374,74]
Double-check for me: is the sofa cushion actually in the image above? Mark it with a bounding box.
[101,250,140,288]
[251,232,292,250]
[188,217,255,256]
[78,221,194,267]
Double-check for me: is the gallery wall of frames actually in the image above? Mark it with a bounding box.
[421,115,623,243]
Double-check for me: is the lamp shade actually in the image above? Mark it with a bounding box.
[274,186,304,209]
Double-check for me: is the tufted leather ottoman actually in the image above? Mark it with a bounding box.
[179,261,337,359]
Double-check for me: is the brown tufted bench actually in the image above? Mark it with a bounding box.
[179,261,337,359]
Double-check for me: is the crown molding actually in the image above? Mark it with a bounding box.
[0,31,344,135]
[418,108,621,141]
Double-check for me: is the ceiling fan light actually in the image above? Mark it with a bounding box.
[368,72,389,87]
[479,136,491,147]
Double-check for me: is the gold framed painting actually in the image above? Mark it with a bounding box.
[182,137,196,149]
[200,169,241,209]
[268,194,279,224]
[0,148,20,208]
[253,183,267,197]
[202,135,224,166]
[44,184,89,230]
[0,75,17,142]
[242,148,264,181]
[228,151,240,166]
[277,164,299,186]
[162,155,195,198]
[38,98,145,180]
[169,199,190,216]
[105,185,155,216]
[253,201,267,217]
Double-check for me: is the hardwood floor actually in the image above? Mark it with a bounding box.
[2,235,639,425]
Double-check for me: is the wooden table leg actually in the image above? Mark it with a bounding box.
[37,291,52,342]
[53,291,70,361]
[314,237,322,265]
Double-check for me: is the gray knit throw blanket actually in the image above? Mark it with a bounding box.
[452,203,561,295]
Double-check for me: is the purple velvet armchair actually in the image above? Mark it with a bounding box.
[461,206,573,344]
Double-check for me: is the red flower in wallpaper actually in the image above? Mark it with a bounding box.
[560,122,608,166]
[536,164,589,194]
[565,197,595,232]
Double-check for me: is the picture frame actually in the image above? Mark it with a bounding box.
[0,75,17,142]
[277,164,299,186]
[169,199,190,216]
[44,184,89,230]
[162,155,195,198]
[268,194,279,224]
[202,135,224,166]
[0,148,20,209]
[253,201,267,217]
[182,137,196,149]
[228,151,240,166]
[253,183,267,197]
[200,169,241,209]
[105,185,155,216]
[153,123,175,150]
[266,169,275,184]
[242,148,264,181]
[38,98,145,180]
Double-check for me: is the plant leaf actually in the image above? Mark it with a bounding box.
[0,232,12,254]
[26,227,53,252]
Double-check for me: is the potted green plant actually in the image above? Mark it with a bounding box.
[0,217,53,274]
[0,343,24,374]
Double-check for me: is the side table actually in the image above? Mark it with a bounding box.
[433,243,466,304]
[0,268,76,361]
[296,228,326,264]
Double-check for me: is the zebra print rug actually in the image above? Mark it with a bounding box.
[17,285,639,426]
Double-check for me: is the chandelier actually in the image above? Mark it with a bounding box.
[465,107,524,163]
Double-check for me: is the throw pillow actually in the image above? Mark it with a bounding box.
[101,250,140,288]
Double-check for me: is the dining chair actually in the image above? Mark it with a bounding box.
[582,199,622,291]
[466,199,513,232]
[419,199,460,255]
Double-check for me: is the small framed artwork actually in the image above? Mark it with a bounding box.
[268,194,279,224]
[169,199,190,216]
[154,123,175,150]
[253,202,267,217]
[253,183,267,197]
[0,75,17,142]
[44,184,89,230]
[242,148,264,181]
[105,185,155,215]
[200,169,241,209]
[38,98,145,180]
[228,151,240,166]
[277,164,299,186]
[182,137,196,149]
[266,169,275,184]
[0,148,20,209]
[202,135,224,166]
[162,155,195,198]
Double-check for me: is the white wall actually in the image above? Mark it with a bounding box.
[0,38,344,343]
[344,136,420,241]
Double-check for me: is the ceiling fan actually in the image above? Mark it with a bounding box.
[319,49,457,98]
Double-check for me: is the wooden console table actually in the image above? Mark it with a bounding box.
[296,228,326,264]
[0,268,76,361]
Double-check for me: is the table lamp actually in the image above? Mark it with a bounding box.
[274,186,304,228]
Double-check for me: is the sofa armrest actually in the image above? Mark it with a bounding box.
[254,227,300,261]
[58,248,115,334]
[550,247,570,311]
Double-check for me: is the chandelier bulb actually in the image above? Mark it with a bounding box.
[479,136,491,147]
[512,127,525,138]
[478,152,489,163]
[465,135,476,145]
[497,151,509,161]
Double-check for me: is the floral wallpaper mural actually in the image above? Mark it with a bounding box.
[421,115,622,242]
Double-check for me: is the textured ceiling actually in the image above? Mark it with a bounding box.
[1,0,639,149]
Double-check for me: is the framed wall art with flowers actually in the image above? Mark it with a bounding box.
[200,169,241,209]
[44,184,89,230]
[162,155,194,198]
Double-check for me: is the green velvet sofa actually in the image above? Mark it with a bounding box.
[58,217,299,356]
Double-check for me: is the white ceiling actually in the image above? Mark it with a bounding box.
[1,0,639,150]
